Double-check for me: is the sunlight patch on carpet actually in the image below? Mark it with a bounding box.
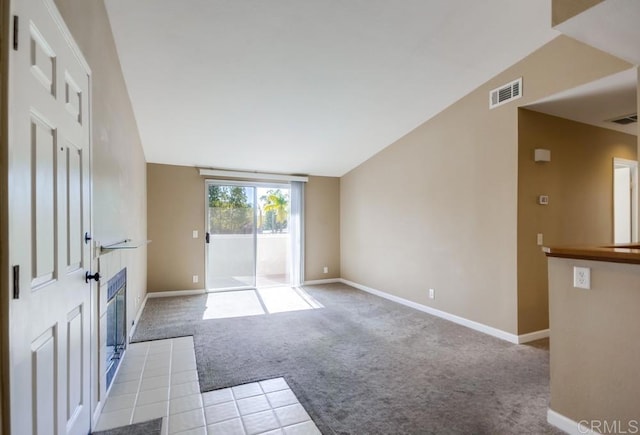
[202,287,323,320]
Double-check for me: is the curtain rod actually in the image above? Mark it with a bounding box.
[198,168,308,183]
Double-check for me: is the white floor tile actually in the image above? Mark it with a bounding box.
[140,374,170,391]
[242,409,280,435]
[133,401,168,423]
[95,408,132,431]
[144,365,171,379]
[168,408,205,434]
[259,378,289,393]
[116,364,144,377]
[266,390,297,408]
[172,336,194,348]
[232,383,263,399]
[97,336,318,435]
[102,393,136,413]
[204,401,239,424]
[109,380,140,397]
[169,394,203,415]
[206,417,246,435]
[282,420,321,435]
[202,388,234,407]
[162,416,169,435]
[137,386,170,406]
[172,357,197,373]
[273,404,310,427]
[173,426,207,435]
[171,381,200,399]
[116,369,145,383]
[172,369,199,385]
[236,394,270,416]
[146,359,172,371]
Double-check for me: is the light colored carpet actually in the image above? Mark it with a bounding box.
[133,283,561,434]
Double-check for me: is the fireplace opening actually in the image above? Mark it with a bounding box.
[106,268,127,389]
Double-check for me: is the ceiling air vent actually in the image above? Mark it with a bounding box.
[489,77,522,109]
[609,113,637,125]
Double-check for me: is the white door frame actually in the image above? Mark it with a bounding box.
[613,157,638,243]
[204,180,290,292]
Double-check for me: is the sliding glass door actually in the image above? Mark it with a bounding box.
[206,181,298,291]
[206,184,257,290]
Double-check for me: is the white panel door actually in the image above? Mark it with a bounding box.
[8,0,92,434]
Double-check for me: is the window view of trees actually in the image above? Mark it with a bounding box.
[260,189,289,233]
[208,186,254,234]
[208,185,290,234]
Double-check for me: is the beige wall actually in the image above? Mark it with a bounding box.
[551,0,604,26]
[147,164,341,291]
[548,257,640,428]
[147,164,205,292]
[340,36,631,335]
[53,0,148,345]
[305,176,341,281]
[517,110,636,334]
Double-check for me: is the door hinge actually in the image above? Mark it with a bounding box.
[12,16,19,51]
[12,265,20,299]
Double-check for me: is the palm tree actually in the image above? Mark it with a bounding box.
[262,189,289,232]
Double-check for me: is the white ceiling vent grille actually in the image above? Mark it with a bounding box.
[489,77,522,109]
[609,113,637,125]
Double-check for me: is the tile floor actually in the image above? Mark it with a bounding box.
[96,337,321,435]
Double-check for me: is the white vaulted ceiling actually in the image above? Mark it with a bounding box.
[105,0,558,176]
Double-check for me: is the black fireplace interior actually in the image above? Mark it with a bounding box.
[106,268,127,389]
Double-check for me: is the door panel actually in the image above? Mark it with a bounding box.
[31,113,57,287]
[32,327,57,435]
[206,184,256,290]
[9,0,92,433]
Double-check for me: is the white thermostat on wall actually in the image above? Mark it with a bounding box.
[538,195,549,205]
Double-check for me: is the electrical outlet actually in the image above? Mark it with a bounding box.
[428,288,435,299]
[537,233,543,246]
[192,275,199,283]
[323,266,328,274]
[573,267,590,289]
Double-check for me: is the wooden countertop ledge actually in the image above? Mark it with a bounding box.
[543,244,640,264]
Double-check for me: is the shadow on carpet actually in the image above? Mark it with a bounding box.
[132,283,561,435]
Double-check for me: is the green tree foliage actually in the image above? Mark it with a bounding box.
[260,189,289,233]
[208,186,253,234]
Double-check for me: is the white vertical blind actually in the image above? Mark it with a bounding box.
[289,181,305,286]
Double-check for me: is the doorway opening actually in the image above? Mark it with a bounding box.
[205,181,295,291]
[613,157,638,244]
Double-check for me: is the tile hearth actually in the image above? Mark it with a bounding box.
[95,337,320,435]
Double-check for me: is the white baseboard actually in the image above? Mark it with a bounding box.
[303,278,341,285]
[517,328,550,344]
[146,289,206,298]
[129,292,149,340]
[340,278,523,344]
[547,409,600,435]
